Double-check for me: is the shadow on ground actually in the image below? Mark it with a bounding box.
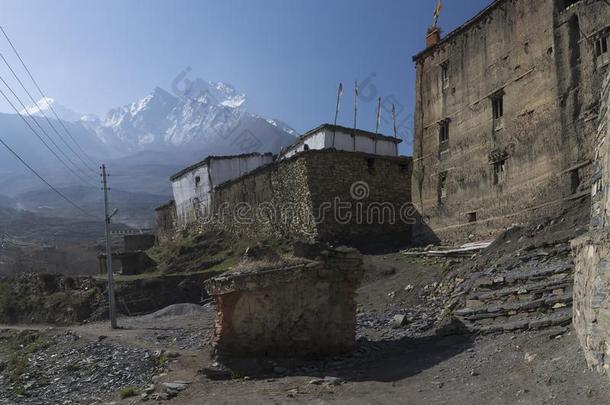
[213,332,474,383]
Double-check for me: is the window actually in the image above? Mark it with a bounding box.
[491,93,504,131]
[440,61,449,89]
[195,176,201,186]
[596,36,608,57]
[438,171,448,203]
[493,160,506,185]
[570,169,581,195]
[492,96,504,120]
[367,158,376,174]
[467,212,477,223]
[439,120,450,154]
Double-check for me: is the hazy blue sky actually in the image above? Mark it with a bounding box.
[0,0,492,153]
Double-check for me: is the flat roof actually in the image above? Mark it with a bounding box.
[281,123,401,154]
[413,0,504,62]
[170,152,274,181]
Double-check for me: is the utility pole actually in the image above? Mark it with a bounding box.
[101,164,117,329]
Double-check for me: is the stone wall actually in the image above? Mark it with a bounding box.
[413,0,610,244]
[572,65,610,378]
[210,149,413,250]
[204,247,364,358]
[154,201,176,244]
[572,231,610,375]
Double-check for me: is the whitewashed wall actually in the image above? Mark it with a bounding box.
[172,154,273,227]
[279,127,398,159]
[172,165,211,226]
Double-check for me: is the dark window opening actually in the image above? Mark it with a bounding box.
[439,120,450,154]
[399,163,409,173]
[596,36,608,57]
[492,96,504,120]
[493,160,506,185]
[303,144,310,151]
[367,158,376,174]
[438,171,448,203]
[195,176,201,186]
[440,61,449,89]
[467,212,477,223]
[570,169,581,194]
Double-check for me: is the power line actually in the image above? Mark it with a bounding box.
[0,25,99,173]
[0,79,96,187]
[0,134,96,218]
[0,52,97,175]
[0,74,96,187]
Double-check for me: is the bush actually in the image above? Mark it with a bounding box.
[119,386,140,399]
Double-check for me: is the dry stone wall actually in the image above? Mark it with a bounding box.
[572,68,610,376]
[209,149,413,249]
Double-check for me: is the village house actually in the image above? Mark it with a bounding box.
[169,153,274,227]
[279,123,400,159]
[412,0,610,244]
[158,124,413,250]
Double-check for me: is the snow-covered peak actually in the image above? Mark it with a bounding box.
[81,79,296,154]
[181,79,247,109]
[20,97,82,122]
[266,119,298,136]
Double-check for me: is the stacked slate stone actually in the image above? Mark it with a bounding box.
[454,244,574,334]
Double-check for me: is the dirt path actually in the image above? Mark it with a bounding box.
[2,253,610,404]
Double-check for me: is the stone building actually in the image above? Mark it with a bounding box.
[211,148,413,250]
[204,247,364,358]
[413,0,610,243]
[159,124,413,250]
[170,153,274,227]
[279,124,400,160]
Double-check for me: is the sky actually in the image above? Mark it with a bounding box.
[0,0,492,154]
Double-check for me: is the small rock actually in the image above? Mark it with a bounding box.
[162,382,188,392]
[323,376,344,386]
[391,314,408,329]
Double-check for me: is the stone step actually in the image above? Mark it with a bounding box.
[456,293,572,321]
[469,264,572,290]
[469,277,572,301]
[460,308,572,334]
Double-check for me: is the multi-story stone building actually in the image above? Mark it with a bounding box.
[412,0,610,243]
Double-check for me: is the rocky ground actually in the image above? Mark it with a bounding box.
[1,206,609,404]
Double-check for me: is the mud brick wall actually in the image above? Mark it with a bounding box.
[413,0,610,244]
[210,149,412,248]
[204,248,364,358]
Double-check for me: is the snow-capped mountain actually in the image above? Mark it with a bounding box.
[20,97,82,122]
[80,79,297,156]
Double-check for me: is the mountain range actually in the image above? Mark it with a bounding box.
[0,79,297,226]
